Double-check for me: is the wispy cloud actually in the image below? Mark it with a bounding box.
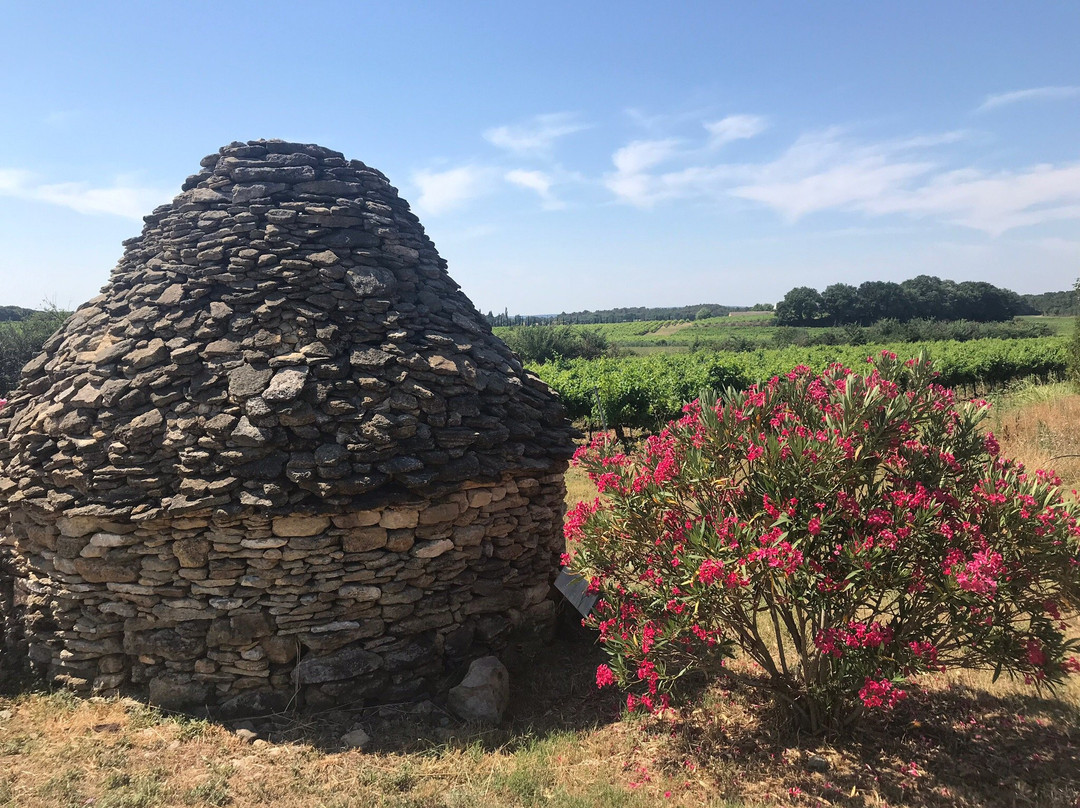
[605,115,768,207]
[0,169,170,219]
[484,112,589,156]
[604,138,687,206]
[729,131,1080,234]
[505,169,564,210]
[705,114,768,148]
[728,130,939,221]
[411,166,492,215]
[977,85,1080,112]
[612,139,681,174]
[603,124,1080,235]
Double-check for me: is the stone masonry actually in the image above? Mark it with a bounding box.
[0,139,576,712]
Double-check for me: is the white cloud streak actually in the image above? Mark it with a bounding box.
[604,124,1080,234]
[0,170,170,219]
[605,138,689,207]
[411,166,492,215]
[705,114,768,148]
[484,112,589,156]
[605,115,769,207]
[977,86,1080,111]
[505,169,563,209]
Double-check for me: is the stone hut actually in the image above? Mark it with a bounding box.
[0,139,575,712]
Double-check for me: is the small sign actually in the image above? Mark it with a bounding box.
[554,568,598,618]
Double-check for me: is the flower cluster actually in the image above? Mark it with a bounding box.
[858,677,907,710]
[568,351,1080,731]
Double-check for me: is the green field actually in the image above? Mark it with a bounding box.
[499,313,778,351]
[1018,314,1074,335]
[495,313,1066,356]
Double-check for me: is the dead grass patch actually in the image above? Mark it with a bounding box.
[987,383,1080,489]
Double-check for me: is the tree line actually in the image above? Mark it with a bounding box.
[774,276,1035,326]
[484,302,773,327]
[0,306,37,323]
[1022,288,1079,317]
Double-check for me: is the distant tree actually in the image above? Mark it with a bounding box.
[774,287,824,326]
[1021,289,1077,316]
[0,306,36,323]
[854,281,912,324]
[695,306,714,320]
[900,275,958,321]
[821,283,859,325]
[954,282,1020,322]
[750,303,774,311]
[498,325,614,363]
[0,307,70,394]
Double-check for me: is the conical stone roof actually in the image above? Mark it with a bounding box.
[0,139,575,522]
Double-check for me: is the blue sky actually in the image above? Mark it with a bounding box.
[1,2,1078,314]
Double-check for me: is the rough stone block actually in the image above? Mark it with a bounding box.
[272,515,331,537]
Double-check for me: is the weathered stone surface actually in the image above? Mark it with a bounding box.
[228,364,273,399]
[339,584,381,601]
[447,656,510,724]
[207,612,272,646]
[272,515,331,537]
[263,367,308,402]
[124,628,205,661]
[0,139,576,711]
[293,646,383,685]
[340,727,371,749]
[173,538,209,568]
[380,509,419,530]
[342,527,387,552]
[413,539,454,559]
[261,636,299,665]
[57,516,106,538]
[74,558,139,584]
[148,673,209,710]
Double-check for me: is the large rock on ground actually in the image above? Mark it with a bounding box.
[446,655,510,724]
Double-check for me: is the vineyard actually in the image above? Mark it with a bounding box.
[495,314,1066,353]
[530,336,1071,430]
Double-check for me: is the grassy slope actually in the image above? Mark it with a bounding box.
[1017,315,1074,336]
[497,315,1068,357]
[2,386,1080,808]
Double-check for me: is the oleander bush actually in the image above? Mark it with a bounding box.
[567,351,1080,731]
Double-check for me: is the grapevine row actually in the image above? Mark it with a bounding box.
[530,337,1070,428]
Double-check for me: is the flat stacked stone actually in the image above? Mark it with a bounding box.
[0,139,575,711]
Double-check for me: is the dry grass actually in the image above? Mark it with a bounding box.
[987,382,1080,491]
[2,386,1079,807]
[3,653,1078,808]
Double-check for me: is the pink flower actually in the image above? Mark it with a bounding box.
[595,664,617,688]
[807,517,822,536]
[1026,639,1046,668]
[950,549,1004,597]
[563,498,601,541]
[697,558,725,585]
[859,677,906,709]
[594,472,623,494]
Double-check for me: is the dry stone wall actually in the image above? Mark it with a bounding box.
[0,139,575,710]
